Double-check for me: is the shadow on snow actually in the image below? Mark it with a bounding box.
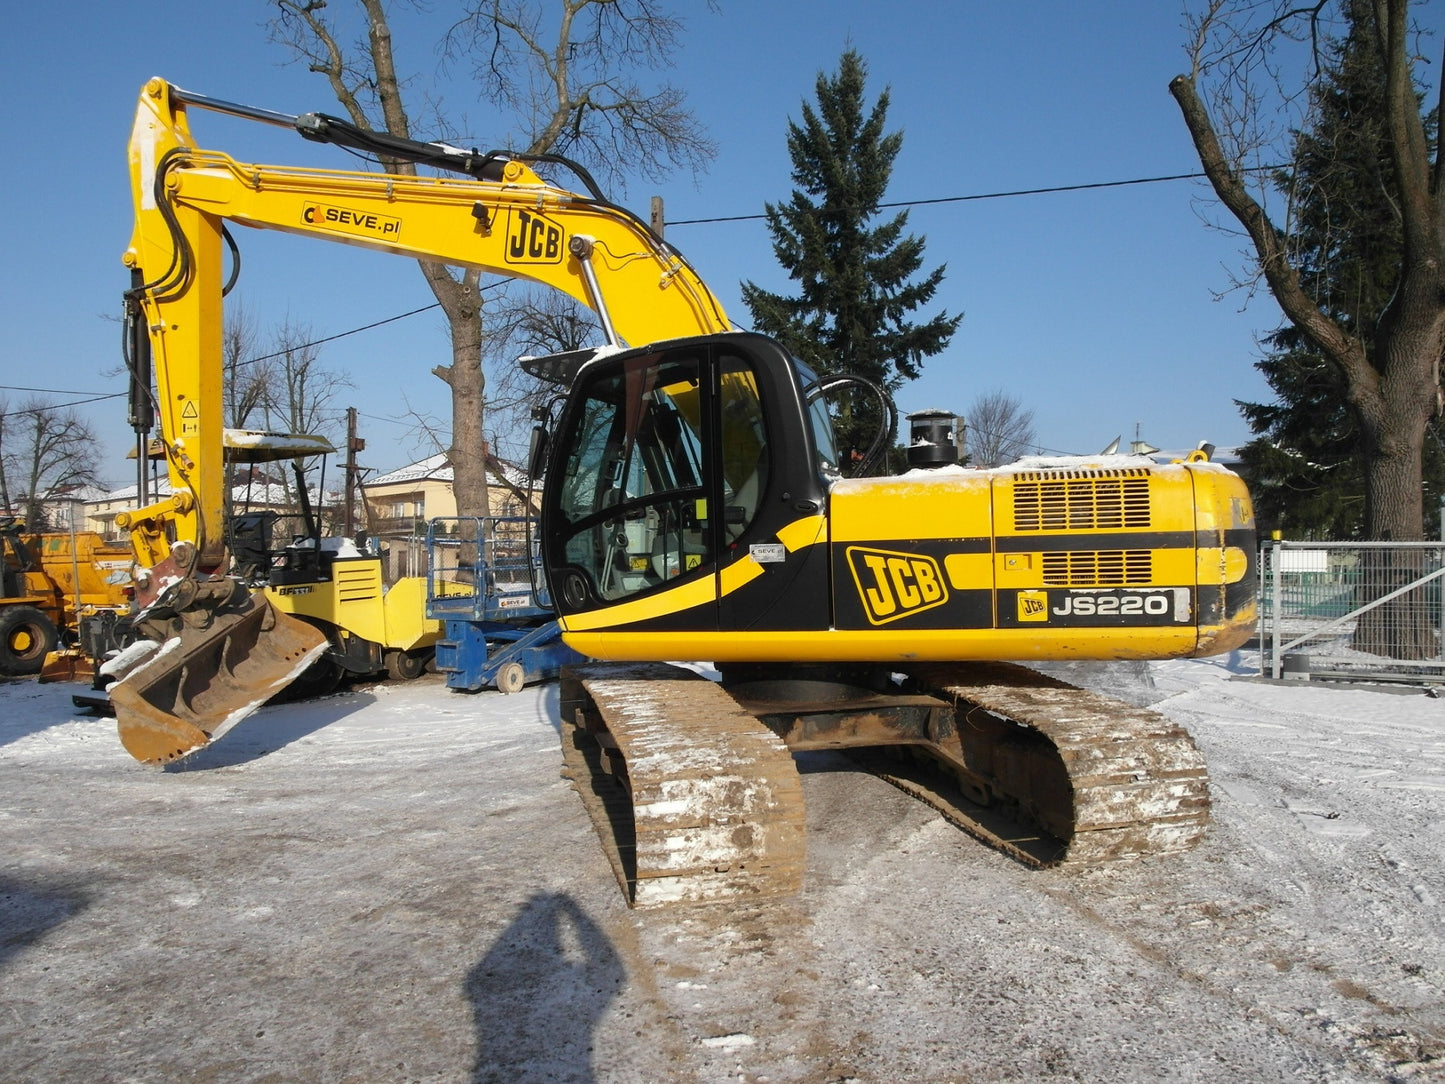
[160,687,381,771]
[466,892,623,1084]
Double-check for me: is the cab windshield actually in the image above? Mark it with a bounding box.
[794,359,842,480]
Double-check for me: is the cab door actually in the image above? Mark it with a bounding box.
[543,345,722,632]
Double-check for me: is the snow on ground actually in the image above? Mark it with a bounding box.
[1,655,1442,1082]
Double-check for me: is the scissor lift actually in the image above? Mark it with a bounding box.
[426,517,584,692]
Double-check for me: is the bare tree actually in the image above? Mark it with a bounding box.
[1,399,100,529]
[263,317,351,440]
[257,317,352,521]
[1171,0,1444,657]
[1171,1,1443,543]
[222,300,281,507]
[224,299,273,430]
[484,286,601,459]
[444,1,718,190]
[0,399,10,514]
[964,389,1037,468]
[269,0,715,519]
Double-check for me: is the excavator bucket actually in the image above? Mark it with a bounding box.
[111,590,328,765]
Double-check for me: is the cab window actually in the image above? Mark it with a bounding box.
[547,345,778,611]
[718,355,770,544]
[553,351,711,603]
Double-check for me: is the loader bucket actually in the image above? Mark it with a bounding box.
[38,646,95,685]
[111,592,328,764]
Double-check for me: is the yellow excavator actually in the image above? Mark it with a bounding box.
[117,77,1256,905]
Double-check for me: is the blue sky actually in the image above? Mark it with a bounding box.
[4,1,1326,486]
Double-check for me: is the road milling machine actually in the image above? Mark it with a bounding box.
[58,432,440,707]
[117,77,1256,905]
[226,430,442,684]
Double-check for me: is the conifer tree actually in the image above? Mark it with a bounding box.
[742,50,960,466]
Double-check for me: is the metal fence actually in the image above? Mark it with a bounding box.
[1258,540,1445,682]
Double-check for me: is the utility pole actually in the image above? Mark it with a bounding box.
[344,407,363,537]
[650,196,665,239]
[0,412,10,513]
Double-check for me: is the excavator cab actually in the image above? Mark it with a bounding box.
[539,333,831,631]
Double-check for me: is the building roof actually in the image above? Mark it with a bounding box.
[364,453,532,491]
[366,453,452,487]
[92,477,341,507]
[42,483,111,503]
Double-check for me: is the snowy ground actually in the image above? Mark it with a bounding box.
[1,654,1443,1083]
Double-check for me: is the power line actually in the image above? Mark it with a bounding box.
[356,410,429,430]
[0,384,114,396]
[237,302,441,367]
[667,168,1259,226]
[231,280,515,369]
[0,392,126,416]
[1,302,448,415]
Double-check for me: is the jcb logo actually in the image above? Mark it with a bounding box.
[846,547,949,625]
[1017,590,1049,622]
[505,209,564,264]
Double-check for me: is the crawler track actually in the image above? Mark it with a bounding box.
[899,662,1211,867]
[559,663,806,907]
[559,661,1210,905]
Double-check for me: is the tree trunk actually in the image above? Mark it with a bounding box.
[442,330,491,522]
[1352,390,1433,661]
[1170,49,1445,661]
[279,0,494,525]
[428,265,490,522]
[1348,278,1445,657]
[276,0,713,525]
[0,416,10,514]
[1352,545,1435,659]
[1360,411,1428,543]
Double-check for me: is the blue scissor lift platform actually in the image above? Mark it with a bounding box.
[426,516,584,692]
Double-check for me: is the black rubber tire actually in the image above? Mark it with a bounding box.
[385,649,429,681]
[283,654,345,701]
[0,606,60,677]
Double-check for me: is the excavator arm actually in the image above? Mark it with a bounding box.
[124,76,728,567]
[113,77,730,763]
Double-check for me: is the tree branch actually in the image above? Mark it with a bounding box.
[1170,72,1376,401]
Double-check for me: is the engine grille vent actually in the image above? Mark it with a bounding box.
[1012,469,1152,531]
[1041,550,1153,586]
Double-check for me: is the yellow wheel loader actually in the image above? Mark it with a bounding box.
[0,517,133,679]
[114,78,1256,904]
